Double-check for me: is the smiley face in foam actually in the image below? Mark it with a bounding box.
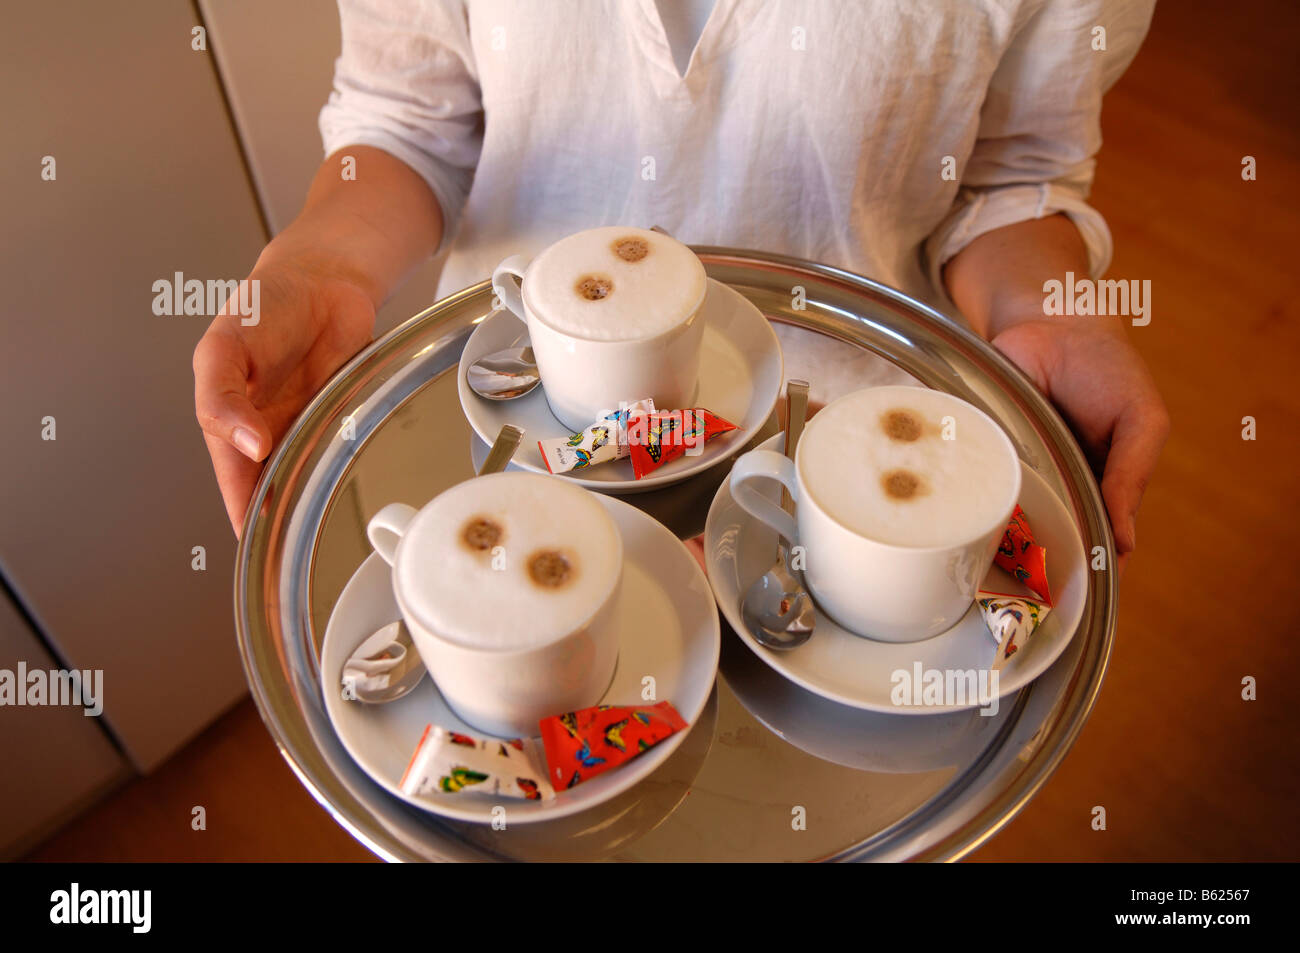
[524,226,707,343]
[798,387,1021,549]
[492,225,710,432]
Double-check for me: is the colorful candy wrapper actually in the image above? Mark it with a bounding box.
[400,725,555,801]
[977,589,1052,671]
[625,408,739,479]
[993,505,1052,604]
[539,701,688,790]
[537,398,656,474]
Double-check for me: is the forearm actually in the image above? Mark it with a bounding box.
[254,145,444,309]
[942,214,1120,339]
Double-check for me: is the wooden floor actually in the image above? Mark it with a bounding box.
[25,0,1299,862]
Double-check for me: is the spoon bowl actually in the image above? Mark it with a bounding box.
[346,621,428,704]
[467,346,540,400]
[740,545,816,650]
[739,379,814,651]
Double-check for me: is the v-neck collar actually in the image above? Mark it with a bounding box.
[633,0,741,99]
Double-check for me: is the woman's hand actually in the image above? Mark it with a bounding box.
[991,318,1169,573]
[944,214,1170,574]
[192,146,445,536]
[193,260,376,535]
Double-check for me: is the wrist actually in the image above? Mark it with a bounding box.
[943,214,1096,341]
[989,307,1130,343]
[253,217,389,309]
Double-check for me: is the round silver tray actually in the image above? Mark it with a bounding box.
[234,248,1116,862]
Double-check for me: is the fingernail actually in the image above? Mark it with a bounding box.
[232,426,262,459]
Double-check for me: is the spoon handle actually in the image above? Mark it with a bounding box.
[782,380,811,514]
[479,424,524,475]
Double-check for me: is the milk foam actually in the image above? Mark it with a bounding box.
[396,472,622,650]
[798,387,1019,548]
[524,226,707,342]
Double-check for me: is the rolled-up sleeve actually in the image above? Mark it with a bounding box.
[925,0,1155,292]
[319,0,484,254]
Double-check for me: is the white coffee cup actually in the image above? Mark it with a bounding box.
[491,226,708,431]
[366,472,623,737]
[729,386,1022,642]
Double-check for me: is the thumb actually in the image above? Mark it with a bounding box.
[193,331,270,461]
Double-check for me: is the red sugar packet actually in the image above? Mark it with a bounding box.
[625,408,738,479]
[539,701,688,790]
[993,505,1052,605]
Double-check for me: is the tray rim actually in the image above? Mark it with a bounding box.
[233,245,1117,863]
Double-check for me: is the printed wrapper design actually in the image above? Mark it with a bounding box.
[993,504,1052,604]
[400,725,555,801]
[539,701,689,789]
[977,589,1052,671]
[538,398,656,473]
[625,408,739,479]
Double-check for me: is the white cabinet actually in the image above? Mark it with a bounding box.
[0,1,263,779]
[0,588,128,859]
[0,0,456,851]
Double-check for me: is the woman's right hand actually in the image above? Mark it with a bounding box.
[190,146,445,535]
[193,256,377,536]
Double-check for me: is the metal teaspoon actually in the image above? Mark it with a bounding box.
[740,380,816,651]
[466,346,540,401]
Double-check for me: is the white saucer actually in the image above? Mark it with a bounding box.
[457,278,783,494]
[704,433,1087,714]
[321,494,720,824]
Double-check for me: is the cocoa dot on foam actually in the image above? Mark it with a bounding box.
[881,468,923,501]
[612,237,649,262]
[528,549,573,588]
[461,517,502,551]
[575,275,613,300]
[882,408,922,442]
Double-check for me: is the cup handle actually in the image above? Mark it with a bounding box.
[729,450,799,547]
[491,255,530,324]
[367,503,417,566]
